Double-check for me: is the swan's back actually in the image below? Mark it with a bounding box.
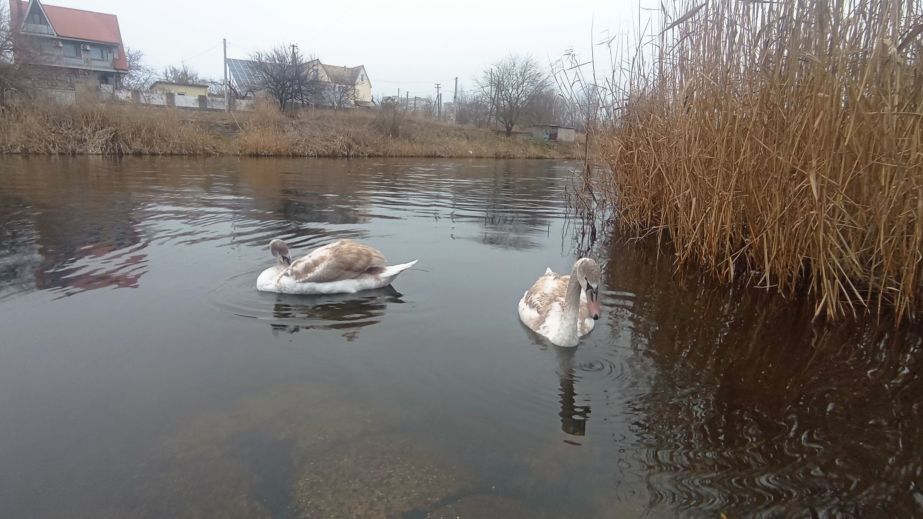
[518,269,567,333]
[288,240,386,283]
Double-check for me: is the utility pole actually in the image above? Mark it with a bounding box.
[487,70,494,127]
[435,83,441,119]
[405,91,408,109]
[223,38,229,112]
[452,76,458,124]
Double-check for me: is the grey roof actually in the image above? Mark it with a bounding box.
[227,58,366,94]
[321,64,363,85]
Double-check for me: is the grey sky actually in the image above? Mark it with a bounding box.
[40,0,642,98]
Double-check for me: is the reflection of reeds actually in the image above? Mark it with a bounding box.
[595,0,923,321]
[603,236,923,517]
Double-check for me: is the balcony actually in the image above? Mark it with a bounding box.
[33,53,118,72]
[22,23,54,36]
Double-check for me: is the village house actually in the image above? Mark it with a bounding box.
[227,57,372,108]
[149,81,209,98]
[8,0,128,92]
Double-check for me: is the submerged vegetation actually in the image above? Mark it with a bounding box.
[0,101,577,159]
[576,0,923,322]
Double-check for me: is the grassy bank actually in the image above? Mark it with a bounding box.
[593,0,922,321]
[0,101,577,159]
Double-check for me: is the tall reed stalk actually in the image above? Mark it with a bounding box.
[595,0,923,321]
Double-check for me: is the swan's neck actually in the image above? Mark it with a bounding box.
[554,271,583,345]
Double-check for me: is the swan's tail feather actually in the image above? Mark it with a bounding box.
[380,260,418,278]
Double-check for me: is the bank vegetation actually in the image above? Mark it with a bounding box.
[0,101,577,159]
[571,0,922,322]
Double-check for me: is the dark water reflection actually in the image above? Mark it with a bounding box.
[0,157,920,518]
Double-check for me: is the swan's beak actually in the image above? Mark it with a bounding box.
[282,255,292,266]
[588,299,601,320]
[586,285,601,320]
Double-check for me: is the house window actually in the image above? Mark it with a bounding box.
[63,42,80,58]
[90,46,105,60]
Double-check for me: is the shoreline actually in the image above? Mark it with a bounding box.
[0,102,580,160]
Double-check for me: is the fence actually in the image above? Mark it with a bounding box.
[46,85,258,111]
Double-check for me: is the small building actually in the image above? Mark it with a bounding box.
[313,62,372,107]
[9,0,128,90]
[150,81,209,98]
[532,124,576,143]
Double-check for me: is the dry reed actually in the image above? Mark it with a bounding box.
[0,100,576,160]
[597,0,923,322]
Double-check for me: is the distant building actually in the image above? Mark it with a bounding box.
[150,81,209,98]
[227,57,372,108]
[314,62,372,107]
[8,0,128,90]
[532,124,576,143]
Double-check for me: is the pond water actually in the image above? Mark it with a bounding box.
[0,157,920,518]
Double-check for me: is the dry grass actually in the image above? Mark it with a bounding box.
[597,0,923,322]
[0,103,225,154]
[0,100,576,160]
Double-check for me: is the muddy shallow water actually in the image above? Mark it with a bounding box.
[0,157,920,518]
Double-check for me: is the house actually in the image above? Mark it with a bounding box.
[8,0,128,90]
[312,62,372,107]
[531,124,576,143]
[227,57,372,108]
[150,81,209,98]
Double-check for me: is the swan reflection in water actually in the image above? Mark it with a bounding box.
[267,285,405,341]
[555,347,591,440]
[521,323,592,441]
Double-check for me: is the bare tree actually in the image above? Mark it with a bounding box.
[161,64,202,86]
[522,88,561,126]
[251,44,318,112]
[478,55,549,136]
[325,83,357,109]
[123,48,156,90]
[454,87,491,127]
[0,5,32,108]
[374,96,406,137]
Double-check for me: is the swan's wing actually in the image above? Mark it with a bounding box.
[519,272,567,331]
[287,240,386,283]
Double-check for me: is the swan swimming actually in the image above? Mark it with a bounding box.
[257,239,417,295]
[518,258,602,347]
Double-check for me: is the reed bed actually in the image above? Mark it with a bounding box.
[0,101,575,159]
[0,103,224,155]
[596,0,923,321]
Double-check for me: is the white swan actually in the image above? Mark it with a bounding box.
[257,239,417,295]
[518,258,602,347]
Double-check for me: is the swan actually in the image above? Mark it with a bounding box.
[257,239,417,295]
[518,258,602,347]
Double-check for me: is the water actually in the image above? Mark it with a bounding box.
[0,157,920,518]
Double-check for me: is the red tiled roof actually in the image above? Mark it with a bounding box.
[10,0,128,70]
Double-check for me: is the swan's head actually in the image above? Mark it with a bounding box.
[269,239,292,266]
[575,258,602,320]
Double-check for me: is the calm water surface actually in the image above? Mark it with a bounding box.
[0,157,921,518]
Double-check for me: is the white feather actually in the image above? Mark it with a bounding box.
[257,260,417,295]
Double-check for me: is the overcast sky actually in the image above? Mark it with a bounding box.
[39,0,647,98]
